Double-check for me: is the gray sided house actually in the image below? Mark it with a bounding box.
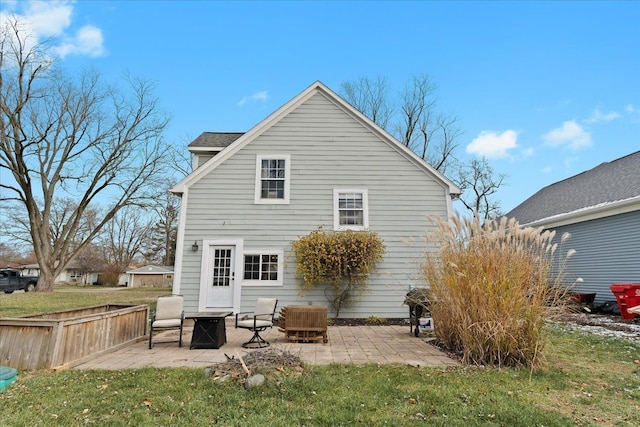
[171,81,460,318]
[125,265,174,288]
[506,150,640,304]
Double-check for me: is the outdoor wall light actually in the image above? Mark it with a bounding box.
[192,241,199,252]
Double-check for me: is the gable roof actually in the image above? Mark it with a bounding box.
[171,81,461,196]
[188,132,244,152]
[506,150,640,227]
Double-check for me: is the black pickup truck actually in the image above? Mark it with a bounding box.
[0,268,39,293]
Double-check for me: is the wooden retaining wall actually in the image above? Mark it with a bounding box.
[0,304,149,370]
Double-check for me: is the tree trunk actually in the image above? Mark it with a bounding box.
[37,268,56,292]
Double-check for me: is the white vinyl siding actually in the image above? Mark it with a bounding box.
[241,250,283,287]
[254,154,290,204]
[179,91,450,317]
[334,189,369,230]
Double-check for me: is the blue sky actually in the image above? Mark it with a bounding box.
[2,0,638,213]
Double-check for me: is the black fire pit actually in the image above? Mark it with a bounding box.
[404,288,430,337]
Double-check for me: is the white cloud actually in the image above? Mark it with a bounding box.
[625,104,640,121]
[237,91,269,107]
[24,0,73,37]
[583,108,621,124]
[1,0,105,58]
[543,121,591,150]
[55,25,105,58]
[466,130,518,159]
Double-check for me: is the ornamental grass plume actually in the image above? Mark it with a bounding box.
[422,213,576,368]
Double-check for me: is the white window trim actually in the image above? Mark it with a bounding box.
[241,249,284,287]
[254,154,291,204]
[333,189,369,231]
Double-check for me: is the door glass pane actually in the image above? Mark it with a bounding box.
[212,249,232,287]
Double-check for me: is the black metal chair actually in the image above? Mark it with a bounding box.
[235,298,278,348]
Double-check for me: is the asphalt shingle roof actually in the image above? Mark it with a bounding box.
[506,150,640,225]
[188,132,244,148]
[126,265,174,274]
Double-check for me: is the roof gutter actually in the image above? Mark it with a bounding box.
[523,195,640,229]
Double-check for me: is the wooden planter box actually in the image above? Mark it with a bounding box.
[0,304,149,370]
[278,305,328,343]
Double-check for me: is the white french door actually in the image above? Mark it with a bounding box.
[205,246,235,308]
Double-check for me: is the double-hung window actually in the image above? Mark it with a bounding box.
[242,251,283,286]
[255,155,290,204]
[333,189,369,230]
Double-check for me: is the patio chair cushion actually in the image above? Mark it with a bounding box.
[149,295,184,349]
[154,296,183,321]
[254,298,278,321]
[236,319,273,328]
[153,319,182,328]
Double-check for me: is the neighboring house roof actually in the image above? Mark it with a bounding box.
[171,81,461,196]
[188,132,245,152]
[20,261,94,270]
[20,263,40,269]
[506,150,640,227]
[126,265,174,275]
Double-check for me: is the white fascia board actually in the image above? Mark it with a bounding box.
[188,146,225,153]
[171,189,188,295]
[523,196,640,229]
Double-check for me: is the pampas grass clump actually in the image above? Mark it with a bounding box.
[422,214,574,368]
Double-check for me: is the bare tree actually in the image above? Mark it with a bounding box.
[423,114,463,176]
[142,192,180,265]
[1,198,98,253]
[0,242,28,267]
[74,243,106,285]
[396,74,437,149]
[0,19,171,290]
[456,157,506,219]
[341,74,505,215]
[168,135,194,178]
[341,74,461,173]
[99,206,153,272]
[340,76,393,130]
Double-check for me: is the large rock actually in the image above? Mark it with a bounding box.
[244,374,265,389]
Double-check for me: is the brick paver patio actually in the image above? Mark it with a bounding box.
[74,319,458,369]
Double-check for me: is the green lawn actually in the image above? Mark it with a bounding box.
[1,288,639,426]
[0,285,171,318]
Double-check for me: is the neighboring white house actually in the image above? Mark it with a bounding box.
[20,262,99,285]
[125,265,174,288]
[170,81,461,318]
[506,150,640,303]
